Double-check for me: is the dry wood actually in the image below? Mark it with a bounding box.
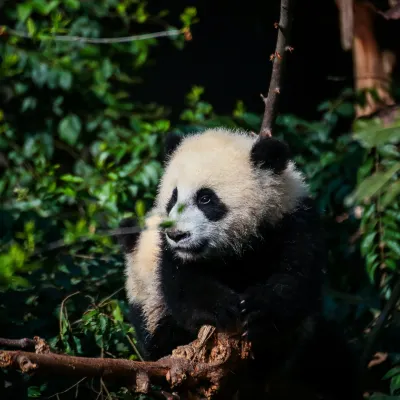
[0,327,251,399]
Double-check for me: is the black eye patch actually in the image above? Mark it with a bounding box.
[166,187,178,213]
[195,188,228,221]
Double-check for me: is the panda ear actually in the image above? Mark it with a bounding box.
[250,136,290,174]
[117,217,141,253]
[164,132,183,160]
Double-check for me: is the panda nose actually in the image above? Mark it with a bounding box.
[166,229,191,243]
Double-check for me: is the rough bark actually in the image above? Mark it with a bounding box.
[259,0,295,137]
[0,327,252,399]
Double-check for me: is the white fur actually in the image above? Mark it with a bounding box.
[156,128,308,258]
[125,127,308,332]
[124,213,166,333]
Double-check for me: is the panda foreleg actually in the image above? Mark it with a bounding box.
[161,262,241,334]
[240,273,321,348]
[240,199,326,348]
[145,315,195,360]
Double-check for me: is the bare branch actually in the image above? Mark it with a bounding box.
[32,225,145,257]
[378,1,400,19]
[0,336,50,354]
[259,0,295,137]
[1,26,186,44]
[0,338,36,350]
[336,0,354,50]
[0,327,251,399]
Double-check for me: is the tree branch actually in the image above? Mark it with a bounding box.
[0,336,50,353]
[259,0,295,137]
[0,327,251,399]
[0,338,36,351]
[0,26,186,44]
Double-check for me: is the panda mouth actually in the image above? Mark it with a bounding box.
[175,239,209,255]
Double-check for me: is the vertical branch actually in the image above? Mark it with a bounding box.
[260,0,295,137]
[336,0,354,51]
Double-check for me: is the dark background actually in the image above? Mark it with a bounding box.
[139,0,399,122]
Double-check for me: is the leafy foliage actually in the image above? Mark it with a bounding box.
[0,1,195,398]
[1,1,400,399]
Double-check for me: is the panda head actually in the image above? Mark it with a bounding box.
[155,128,307,261]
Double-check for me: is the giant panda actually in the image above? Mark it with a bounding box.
[118,128,361,399]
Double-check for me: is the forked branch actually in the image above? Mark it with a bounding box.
[260,0,296,137]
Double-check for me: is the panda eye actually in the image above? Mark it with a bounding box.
[198,195,211,205]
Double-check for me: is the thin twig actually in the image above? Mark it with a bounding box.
[59,291,81,339]
[98,287,124,307]
[2,26,183,44]
[47,377,87,399]
[32,225,144,257]
[259,0,295,137]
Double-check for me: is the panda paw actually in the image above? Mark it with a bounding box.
[213,299,242,332]
[186,292,241,333]
[240,297,280,343]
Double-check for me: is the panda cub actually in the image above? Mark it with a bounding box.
[119,128,360,399]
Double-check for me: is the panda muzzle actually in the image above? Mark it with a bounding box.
[165,229,191,243]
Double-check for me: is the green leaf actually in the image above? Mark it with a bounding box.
[367,260,379,283]
[346,163,400,205]
[26,18,36,37]
[385,259,397,271]
[72,336,82,354]
[101,59,113,79]
[159,219,175,229]
[386,240,400,258]
[336,102,353,117]
[98,314,108,333]
[17,3,32,22]
[177,203,186,213]
[384,367,400,380]
[65,0,80,10]
[112,303,124,322]
[361,232,376,257]
[32,63,49,87]
[58,114,81,146]
[21,97,37,112]
[59,71,73,90]
[357,157,374,181]
[353,118,400,148]
[27,386,43,398]
[381,181,400,208]
[391,375,400,395]
[135,200,146,218]
[60,174,83,183]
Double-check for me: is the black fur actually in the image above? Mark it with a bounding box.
[195,188,228,221]
[159,197,324,343]
[166,187,178,214]
[123,132,361,399]
[125,196,361,399]
[164,132,183,160]
[250,136,291,174]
